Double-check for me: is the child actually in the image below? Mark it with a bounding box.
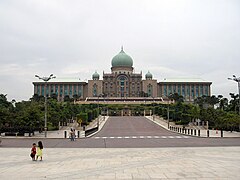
[30,143,36,161]
[36,141,43,161]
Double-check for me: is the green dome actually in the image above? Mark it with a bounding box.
[145,71,153,79]
[92,71,100,79]
[111,47,133,68]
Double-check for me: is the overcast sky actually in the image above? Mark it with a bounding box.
[0,0,239,102]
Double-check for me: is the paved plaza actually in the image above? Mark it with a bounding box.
[0,147,239,179]
[1,116,240,179]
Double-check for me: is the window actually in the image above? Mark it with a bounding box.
[93,84,97,97]
[178,85,181,95]
[191,85,195,97]
[173,85,176,93]
[37,85,40,95]
[168,85,172,94]
[204,85,209,96]
[69,85,72,96]
[73,85,76,95]
[147,84,153,97]
[78,85,82,96]
[182,85,185,97]
[41,85,44,96]
[64,85,68,95]
[196,85,199,97]
[60,85,63,95]
[118,75,128,97]
[164,85,167,96]
[200,85,203,96]
[55,85,58,95]
[51,85,54,94]
[186,85,190,97]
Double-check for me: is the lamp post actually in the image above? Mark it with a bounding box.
[167,93,173,129]
[167,101,170,129]
[228,75,240,115]
[228,75,240,131]
[97,94,103,128]
[35,74,56,137]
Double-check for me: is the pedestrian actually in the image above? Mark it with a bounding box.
[73,129,76,141]
[30,143,36,161]
[36,141,43,161]
[69,128,74,141]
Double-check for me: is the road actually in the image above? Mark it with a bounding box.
[1,116,240,148]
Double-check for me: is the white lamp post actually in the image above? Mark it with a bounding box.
[35,74,56,137]
[228,75,240,131]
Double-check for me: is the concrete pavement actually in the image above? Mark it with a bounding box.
[0,147,239,179]
[146,116,240,138]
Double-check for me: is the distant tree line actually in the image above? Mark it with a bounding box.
[0,94,100,134]
[0,92,239,133]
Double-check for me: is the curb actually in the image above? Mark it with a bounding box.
[86,116,109,138]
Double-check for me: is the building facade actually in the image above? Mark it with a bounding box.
[33,47,212,102]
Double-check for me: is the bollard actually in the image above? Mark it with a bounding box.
[180,128,181,133]
[191,129,193,135]
[188,129,190,134]
[78,130,80,138]
[207,130,209,137]
[64,131,67,138]
[194,129,196,136]
[221,130,223,137]
[198,129,200,136]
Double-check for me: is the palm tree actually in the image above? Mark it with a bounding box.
[229,93,239,113]
[217,95,228,111]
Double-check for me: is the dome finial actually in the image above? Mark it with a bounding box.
[121,45,124,52]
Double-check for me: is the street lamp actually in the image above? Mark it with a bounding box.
[97,94,103,128]
[167,93,173,129]
[228,75,240,115]
[228,75,240,131]
[35,74,56,137]
[167,101,170,129]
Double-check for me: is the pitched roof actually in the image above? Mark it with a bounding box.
[33,77,85,83]
[159,78,211,83]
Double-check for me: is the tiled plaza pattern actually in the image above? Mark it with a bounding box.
[0,147,239,179]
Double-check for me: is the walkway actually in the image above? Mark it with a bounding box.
[0,147,239,179]
[146,116,240,138]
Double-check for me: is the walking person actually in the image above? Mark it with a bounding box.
[69,128,74,141]
[30,143,36,161]
[36,141,43,161]
[73,129,76,141]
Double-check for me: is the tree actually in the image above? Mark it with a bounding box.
[169,93,184,103]
[77,112,88,126]
[218,96,228,111]
[228,93,239,113]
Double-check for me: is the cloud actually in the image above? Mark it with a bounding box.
[0,0,239,101]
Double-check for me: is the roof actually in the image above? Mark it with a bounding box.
[111,47,133,67]
[159,78,212,83]
[33,77,86,83]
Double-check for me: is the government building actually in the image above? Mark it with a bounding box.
[33,47,212,103]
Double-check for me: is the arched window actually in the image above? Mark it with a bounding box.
[147,84,153,97]
[93,83,97,97]
[117,75,129,97]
